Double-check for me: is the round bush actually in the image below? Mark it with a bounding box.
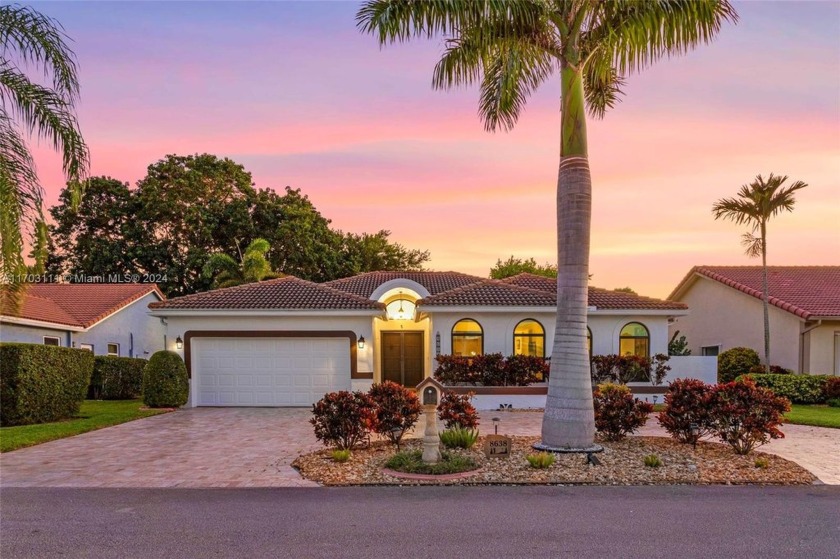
[310,391,375,450]
[142,351,189,408]
[368,381,422,448]
[593,383,653,441]
[718,347,760,383]
[657,378,714,444]
[437,391,479,429]
[823,377,840,400]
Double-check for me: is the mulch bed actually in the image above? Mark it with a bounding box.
[291,435,816,486]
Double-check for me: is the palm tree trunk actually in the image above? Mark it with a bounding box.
[539,60,596,450]
[761,221,770,372]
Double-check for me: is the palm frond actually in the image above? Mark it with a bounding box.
[582,52,626,119]
[0,4,80,100]
[741,232,763,259]
[0,63,89,183]
[590,0,737,78]
[357,0,542,45]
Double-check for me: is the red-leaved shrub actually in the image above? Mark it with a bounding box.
[593,383,653,441]
[473,353,506,385]
[433,355,479,385]
[368,381,422,449]
[504,354,550,385]
[823,377,840,400]
[437,391,479,429]
[310,391,375,450]
[657,378,715,444]
[708,378,790,455]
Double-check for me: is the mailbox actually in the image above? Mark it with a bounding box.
[415,377,445,407]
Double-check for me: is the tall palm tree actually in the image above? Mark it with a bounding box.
[0,4,88,298]
[358,0,736,450]
[712,174,807,371]
[203,238,282,289]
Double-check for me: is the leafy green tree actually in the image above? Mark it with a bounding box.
[358,0,736,450]
[712,173,807,371]
[0,5,88,299]
[338,230,429,278]
[612,286,636,294]
[133,154,257,296]
[49,176,142,280]
[203,238,281,288]
[668,331,691,356]
[490,256,557,279]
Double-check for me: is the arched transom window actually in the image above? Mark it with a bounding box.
[619,322,649,358]
[451,319,483,356]
[513,319,545,358]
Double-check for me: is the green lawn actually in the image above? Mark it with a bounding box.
[784,404,840,429]
[1,400,169,453]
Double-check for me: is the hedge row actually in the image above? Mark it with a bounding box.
[88,356,147,400]
[737,373,832,404]
[433,354,549,386]
[0,343,94,426]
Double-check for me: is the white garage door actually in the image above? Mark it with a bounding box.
[192,337,351,406]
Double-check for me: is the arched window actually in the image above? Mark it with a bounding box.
[586,327,593,359]
[452,319,483,356]
[619,322,649,357]
[513,319,545,358]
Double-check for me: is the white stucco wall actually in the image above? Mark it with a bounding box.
[806,321,840,375]
[670,277,803,371]
[0,292,165,357]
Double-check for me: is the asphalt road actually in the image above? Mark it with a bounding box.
[2,486,838,559]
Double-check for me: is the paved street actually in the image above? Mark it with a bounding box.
[2,486,838,559]
[1,408,838,487]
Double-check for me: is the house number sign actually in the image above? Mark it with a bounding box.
[483,435,512,458]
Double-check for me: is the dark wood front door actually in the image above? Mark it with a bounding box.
[381,332,424,387]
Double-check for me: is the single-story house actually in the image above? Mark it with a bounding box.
[0,283,166,357]
[148,272,689,407]
[668,266,840,375]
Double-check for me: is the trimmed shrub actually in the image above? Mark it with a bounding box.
[89,356,147,400]
[748,364,793,376]
[437,391,479,429]
[310,390,375,450]
[433,354,549,386]
[717,347,760,383]
[709,378,790,455]
[433,355,478,385]
[591,354,670,385]
[142,351,189,408]
[504,354,550,385]
[593,383,653,441]
[440,426,479,449]
[657,378,715,444]
[368,381,422,449]
[739,373,828,404]
[823,377,840,400]
[827,398,840,408]
[0,343,94,426]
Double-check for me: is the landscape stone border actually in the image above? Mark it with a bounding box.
[381,467,483,481]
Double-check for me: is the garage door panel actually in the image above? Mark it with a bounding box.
[193,337,351,407]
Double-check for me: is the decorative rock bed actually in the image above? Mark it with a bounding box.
[291,435,816,486]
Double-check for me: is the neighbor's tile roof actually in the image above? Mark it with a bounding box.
[1,283,163,328]
[499,273,689,310]
[149,276,384,311]
[670,266,840,319]
[324,271,484,297]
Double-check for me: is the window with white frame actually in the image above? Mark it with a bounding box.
[701,345,720,357]
[43,336,61,346]
[80,343,94,352]
[107,343,119,356]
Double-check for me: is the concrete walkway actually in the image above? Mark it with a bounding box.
[1,408,837,487]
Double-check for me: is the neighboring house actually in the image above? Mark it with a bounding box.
[148,272,688,407]
[669,266,840,375]
[0,284,166,358]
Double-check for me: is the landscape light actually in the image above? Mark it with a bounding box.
[175,336,183,350]
[690,422,700,450]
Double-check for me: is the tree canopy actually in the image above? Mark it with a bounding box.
[48,154,431,296]
[489,256,557,279]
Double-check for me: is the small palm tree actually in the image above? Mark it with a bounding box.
[358,0,736,450]
[712,174,807,371]
[203,238,281,289]
[0,4,88,297]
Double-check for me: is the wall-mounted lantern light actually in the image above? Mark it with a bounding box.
[175,336,183,350]
[358,336,365,349]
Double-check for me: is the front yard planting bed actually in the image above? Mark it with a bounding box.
[0,399,170,453]
[292,435,815,486]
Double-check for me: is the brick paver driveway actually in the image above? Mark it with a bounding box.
[0,408,322,488]
[1,409,837,487]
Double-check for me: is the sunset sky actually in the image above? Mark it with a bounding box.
[29,1,840,298]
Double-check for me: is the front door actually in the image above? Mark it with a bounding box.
[381,332,424,387]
